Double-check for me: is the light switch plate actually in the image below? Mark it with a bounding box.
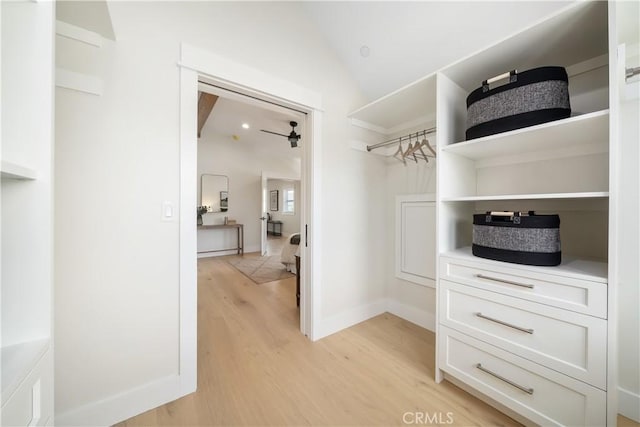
[162,201,174,221]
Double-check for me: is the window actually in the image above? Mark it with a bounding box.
[282,188,295,214]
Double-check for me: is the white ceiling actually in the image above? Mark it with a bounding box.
[59,1,573,144]
[301,1,571,101]
[204,1,572,139]
[199,96,303,159]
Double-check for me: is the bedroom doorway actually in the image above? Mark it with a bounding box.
[196,81,306,295]
[178,47,323,397]
[261,173,301,257]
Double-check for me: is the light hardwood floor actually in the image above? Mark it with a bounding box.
[118,257,639,427]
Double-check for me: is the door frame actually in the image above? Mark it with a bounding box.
[261,172,302,256]
[178,43,323,394]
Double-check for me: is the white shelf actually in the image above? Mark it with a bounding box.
[1,339,50,405]
[442,192,609,202]
[442,110,610,161]
[442,247,608,283]
[348,73,436,132]
[1,160,37,180]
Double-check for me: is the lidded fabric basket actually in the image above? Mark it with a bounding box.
[466,66,571,140]
[472,211,561,266]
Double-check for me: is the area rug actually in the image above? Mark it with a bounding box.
[226,255,294,284]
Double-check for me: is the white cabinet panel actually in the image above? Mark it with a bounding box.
[440,251,608,318]
[440,326,606,427]
[440,280,607,389]
[396,195,435,287]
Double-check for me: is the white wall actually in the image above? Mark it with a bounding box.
[196,125,301,255]
[54,2,387,424]
[267,179,301,236]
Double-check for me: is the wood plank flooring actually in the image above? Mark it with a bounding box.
[117,256,638,427]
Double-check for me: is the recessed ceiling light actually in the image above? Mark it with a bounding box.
[360,45,370,58]
[242,123,250,129]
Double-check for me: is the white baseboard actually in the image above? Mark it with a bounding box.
[386,299,435,332]
[55,374,186,427]
[618,386,640,422]
[315,299,387,340]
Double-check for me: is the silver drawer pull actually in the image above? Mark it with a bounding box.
[476,312,534,334]
[475,363,534,395]
[475,274,534,289]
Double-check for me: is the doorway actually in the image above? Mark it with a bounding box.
[178,43,323,395]
[261,174,301,257]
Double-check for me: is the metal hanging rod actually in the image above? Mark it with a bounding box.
[366,127,437,152]
[627,66,640,81]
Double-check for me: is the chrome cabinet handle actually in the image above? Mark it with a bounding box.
[476,312,534,334]
[476,363,534,395]
[475,274,534,289]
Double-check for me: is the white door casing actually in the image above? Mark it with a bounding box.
[179,43,323,398]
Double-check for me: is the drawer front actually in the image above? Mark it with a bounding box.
[1,349,53,427]
[440,256,607,318]
[439,326,606,427]
[440,280,607,389]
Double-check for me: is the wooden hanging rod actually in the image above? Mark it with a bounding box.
[366,127,437,152]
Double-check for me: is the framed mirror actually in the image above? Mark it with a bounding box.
[201,174,229,212]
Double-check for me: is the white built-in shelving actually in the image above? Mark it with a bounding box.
[441,191,610,203]
[434,1,616,425]
[348,0,628,424]
[1,0,55,425]
[435,1,612,261]
[441,110,609,160]
[349,74,436,133]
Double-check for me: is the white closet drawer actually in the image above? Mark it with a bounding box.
[439,326,606,427]
[440,255,607,318]
[439,280,607,389]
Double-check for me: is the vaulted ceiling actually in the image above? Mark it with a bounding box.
[300,1,571,100]
[57,1,571,103]
[56,1,572,142]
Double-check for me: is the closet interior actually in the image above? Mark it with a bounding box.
[349,1,634,425]
[350,69,439,332]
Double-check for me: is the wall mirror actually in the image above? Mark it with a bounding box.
[201,174,229,212]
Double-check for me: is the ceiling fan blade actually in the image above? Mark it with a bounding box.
[260,129,288,137]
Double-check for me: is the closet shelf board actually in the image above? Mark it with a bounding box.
[348,74,436,132]
[1,339,50,406]
[442,247,608,283]
[441,110,609,161]
[1,161,37,180]
[441,192,610,202]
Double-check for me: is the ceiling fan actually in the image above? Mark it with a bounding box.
[260,121,301,148]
